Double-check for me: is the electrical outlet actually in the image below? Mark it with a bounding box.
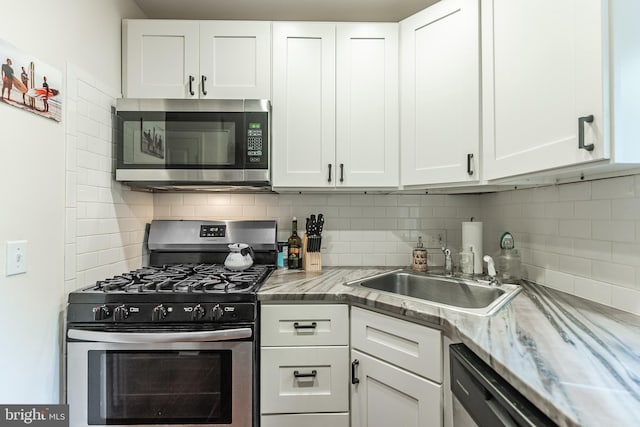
[6,240,27,276]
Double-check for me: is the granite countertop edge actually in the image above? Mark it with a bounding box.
[258,267,640,427]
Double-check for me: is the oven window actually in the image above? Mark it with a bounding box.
[87,350,232,425]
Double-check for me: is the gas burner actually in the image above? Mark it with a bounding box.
[90,263,273,294]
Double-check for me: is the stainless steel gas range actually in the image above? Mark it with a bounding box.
[65,220,277,427]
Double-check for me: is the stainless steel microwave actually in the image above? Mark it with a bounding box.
[115,99,270,190]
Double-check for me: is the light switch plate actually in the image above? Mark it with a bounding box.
[6,240,27,276]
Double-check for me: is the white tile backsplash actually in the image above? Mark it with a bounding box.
[64,65,153,294]
[482,175,640,315]
[153,192,482,267]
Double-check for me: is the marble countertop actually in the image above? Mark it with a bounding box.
[259,267,640,427]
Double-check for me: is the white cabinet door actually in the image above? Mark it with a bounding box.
[400,0,480,185]
[199,21,271,99]
[351,350,442,427]
[123,20,199,99]
[272,22,336,187]
[482,0,605,180]
[336,24,399,187]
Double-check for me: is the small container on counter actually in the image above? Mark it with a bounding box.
[412,236,428,272]
[495,232,521,283]
[459,246,474,276]
[277,242,287,268]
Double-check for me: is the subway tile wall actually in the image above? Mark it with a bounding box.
[64,65,153,293]
[153,193,482,267]
[482,175,640,315]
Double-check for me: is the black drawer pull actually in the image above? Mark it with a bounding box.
[578,115,595,151]
[467,153,474,176]
[294,370,317,378]
[339,163,344,183]
[328,164,332,183]
[351,359,360,384]
[293,321,317,329]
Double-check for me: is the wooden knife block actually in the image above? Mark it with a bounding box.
[302,234,322,272]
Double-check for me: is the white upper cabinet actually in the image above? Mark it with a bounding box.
[336,24,399,188]
[400,0,480,186]
[482,0,605,180]
[272,22,336,187]
[199,21,271,99]
[272,22,399,188]
[123,20,199,99]
[123,20,271,99]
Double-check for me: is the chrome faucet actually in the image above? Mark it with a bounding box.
[441,247,454,276]
[483,255,501,286]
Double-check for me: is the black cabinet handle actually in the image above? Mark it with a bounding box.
[327,164,332,183]
[351,359,360,384]
[340,163,344,183]
[293,321,317,329]
[578,115,595,151]
[294,370,317,378]
[467,153,474,176]
[188,75,195,96]
[201,75,207,96]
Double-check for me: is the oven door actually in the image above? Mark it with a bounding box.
[67,328,253,427]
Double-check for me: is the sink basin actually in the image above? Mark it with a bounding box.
[347,270,521,316]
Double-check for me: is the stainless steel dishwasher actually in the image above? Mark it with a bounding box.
[450,344,558,427]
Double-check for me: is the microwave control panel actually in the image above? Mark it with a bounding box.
[245,112,268,166]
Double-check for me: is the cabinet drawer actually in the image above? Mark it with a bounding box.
[351,307,442,382]
[261,346,349,414]
[261,413,349,427]
[261,304,349,346]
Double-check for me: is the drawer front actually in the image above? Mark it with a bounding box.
[261,346,349,414]
[261,413,349,427]
[351,307,442,382]
[261,304,349,346]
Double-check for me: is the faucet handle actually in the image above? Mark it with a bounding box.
[483,255,496,278]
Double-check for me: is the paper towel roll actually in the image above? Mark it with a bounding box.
[462,221,483,274]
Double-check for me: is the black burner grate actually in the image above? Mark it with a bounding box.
[91,264,272,294]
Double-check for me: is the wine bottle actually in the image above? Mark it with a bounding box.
[287,217,302,269]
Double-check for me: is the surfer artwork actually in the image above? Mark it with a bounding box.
[0,37,62,122]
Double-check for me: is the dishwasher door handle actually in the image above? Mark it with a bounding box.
[486,398,518,427]
[67,327,252,343]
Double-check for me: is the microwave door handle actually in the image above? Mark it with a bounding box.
[67,327,252,343]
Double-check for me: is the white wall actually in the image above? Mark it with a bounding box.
[482,174,640,315]
[0,0,145,404]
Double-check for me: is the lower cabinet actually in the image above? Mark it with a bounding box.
[260,303,349,424]
[351,349,442,427]
[350,307,443,427]
[260,304,443,426]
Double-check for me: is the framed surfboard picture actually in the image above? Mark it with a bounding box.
[0,37,62,122]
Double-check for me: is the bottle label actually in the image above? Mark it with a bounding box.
[288,244,301,269]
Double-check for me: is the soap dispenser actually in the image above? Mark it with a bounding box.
[495,232,521,283]
[412,236,428,272]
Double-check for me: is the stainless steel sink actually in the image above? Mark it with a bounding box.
[347,270,521,316]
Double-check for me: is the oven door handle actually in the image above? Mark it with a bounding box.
[67,327,252,343]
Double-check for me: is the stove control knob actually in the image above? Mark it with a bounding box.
[212,304,224,321]
[152,304,168,321]
[93,305,111,321]
[192,304,206,321]
[114,305,129,322]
